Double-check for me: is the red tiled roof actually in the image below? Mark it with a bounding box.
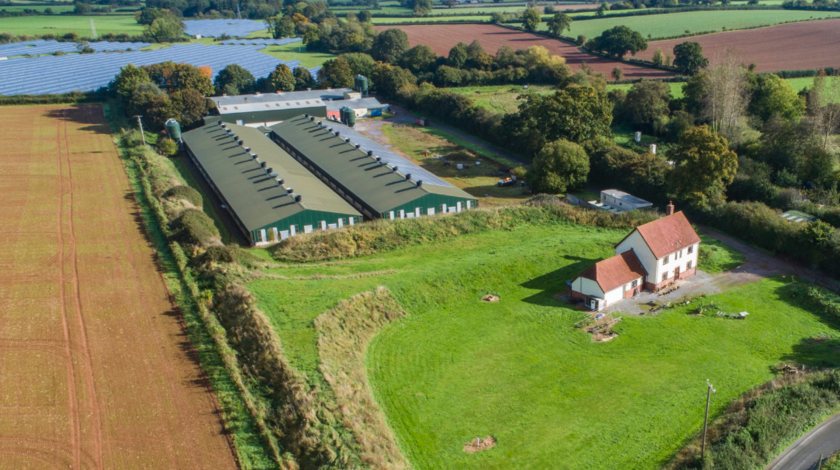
[633,211,701,259]
[580,250,647,293]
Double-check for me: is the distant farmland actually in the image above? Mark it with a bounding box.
[559,9,840,40]
[639,18,840,72]
[0,14,143,36]
[376,23,671,79]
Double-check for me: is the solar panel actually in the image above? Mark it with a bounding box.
[0,40,151,58]
[0,43,305,95]
[184,19,268,38]
[219,38,302,47]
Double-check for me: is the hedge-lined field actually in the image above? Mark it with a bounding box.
[556,9,840,40]
[0,13,143,36]
[246,210,838,469]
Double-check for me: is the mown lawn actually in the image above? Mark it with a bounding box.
[260,41,335,68]
[246,219,839,469]
[0,14,143,36]
[558,9,840,40]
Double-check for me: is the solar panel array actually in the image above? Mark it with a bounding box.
[319,119,453,188]
[0,40,151,58]
[184,19,268,38]
[0,44,299,95]
[219,38,302,47]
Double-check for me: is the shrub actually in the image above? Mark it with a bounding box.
[169,208,220,247]
[156,137,179,157]
[162,185,203,207]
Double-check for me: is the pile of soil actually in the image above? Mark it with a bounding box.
[464,436,497,454]
[482,294,500,303]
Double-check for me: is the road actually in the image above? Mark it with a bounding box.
[767,414,840,470]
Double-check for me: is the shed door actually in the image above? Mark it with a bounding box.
[280,230,290,240]
[304,225,313,234]
[427,208,435,216]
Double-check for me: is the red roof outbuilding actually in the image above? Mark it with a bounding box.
[580,250,647,293]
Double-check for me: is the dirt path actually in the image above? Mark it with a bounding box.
[0,104,238,469]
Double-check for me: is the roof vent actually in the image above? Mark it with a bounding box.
[334,131,340,136]
[367,150,373,156]
[374,156,381,162]
[276,178,284,185]
[309,116,315,122]
[250,152,257,159]
[269,170,278,178]
[304,113,309,118]
[392,166,398,173]
[295,195,302,203]
[265,167,273,174]
[416,180,423,187]
[218,121,225,127]
[237,139,244,146]
[286,187,294,194]
[355,144,361,149]
[260,161,267,168]
[345,138,351,143]
[405,173,412,181]
[243,146,251,152]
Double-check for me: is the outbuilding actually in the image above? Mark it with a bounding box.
[182,119,361,245]
[209,88,354,126]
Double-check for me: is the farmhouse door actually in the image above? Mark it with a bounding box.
[674,266,681,279]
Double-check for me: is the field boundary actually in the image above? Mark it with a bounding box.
[108,108,282,468]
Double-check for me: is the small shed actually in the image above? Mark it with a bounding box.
[599,189,653,212]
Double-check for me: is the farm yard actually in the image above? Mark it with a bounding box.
[639,19,840,73]
[376,23,672,79]
[244,212,840,469]
[0,104,237,468]
[558,9,840,40]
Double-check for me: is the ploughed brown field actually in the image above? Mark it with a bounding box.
[375,23,672,79]
[639,18,840,72]
[0,105,237,469]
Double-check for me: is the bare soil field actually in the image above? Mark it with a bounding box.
[639,18,840,72]
[375,23,672,79]
[0,104,237,469]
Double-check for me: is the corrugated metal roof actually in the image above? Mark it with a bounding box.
[269,115,476,215]
[325,97,388,111]
[601,189,652,207]
[182,122,360,232]
[211,88,352,114]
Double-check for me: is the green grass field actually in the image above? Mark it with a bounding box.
[0,14,143,36]
[261,41,335,68]
[0,4,74,12]
[245,217,839,469]
[558,10,840,40]
[372,14,494,23]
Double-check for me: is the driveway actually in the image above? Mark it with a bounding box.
[605,226,840,314]
[767,414,840,470]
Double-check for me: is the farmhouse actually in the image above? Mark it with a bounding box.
[268,115,478,220]
[182,119,361,245]
[571,206,701,310]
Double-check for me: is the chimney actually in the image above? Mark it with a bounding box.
[666,200,675,216]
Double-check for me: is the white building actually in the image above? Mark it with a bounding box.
[570,205,701,310]
[588,189,653,213]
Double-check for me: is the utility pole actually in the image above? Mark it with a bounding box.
[701,380,716,464]
[133,115,146,146]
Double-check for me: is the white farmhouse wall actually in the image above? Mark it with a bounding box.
[603,286,625,304]
[571,277,604,299]
[658,242,700,281]
[615,231,658,284]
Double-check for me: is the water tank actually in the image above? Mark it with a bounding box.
[354,75,369,96]
[340,106,356,127]
[165,118,182,142]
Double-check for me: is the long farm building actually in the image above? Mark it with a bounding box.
[269,115,477,220]
[182,120,361,245]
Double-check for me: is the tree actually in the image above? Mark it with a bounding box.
[371,28,409,63]
[110,64,152,103]
[504,84,613,155]
[611,67,623,82]
[808,73,840,150]
[749,73,804,122]
[672,41,708,75]
[527,139,590,193]
[145,12,184,42]
[371,63,416,98]
[652,48,664,67]
[214,64,255,95]
[586,25,647,58]
[668,125,738,209]
[171,88,209,127]
[144,62,213,95]
[700,54,749,144]
[447,42,468,68]
[135,7,172,25]
[522,7,542,32]
[266,15,295,39]
[358,10,372,22]
[318,56,354,88]
[293,67,315,90]
[412,0,432,15]
[399,44,438,73]
[546,12,571,37]
[623,80,671,131]
[265,63,296,91]
[465,40,493,70]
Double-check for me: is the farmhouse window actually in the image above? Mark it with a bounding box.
[663,255,669,265]
[688,245,694,254]
[662,272,669,281]
[631,280,638,288]
[687,261,693,270]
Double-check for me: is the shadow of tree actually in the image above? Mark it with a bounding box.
[776,282,840,368]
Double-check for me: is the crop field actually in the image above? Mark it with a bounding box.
[639,18,840,72]
[557,9,840,40]
[0,14,143,36]
[375,23,671,79]
[0,104,237,468]
[372,15,495,24]
[245,215,839,469]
